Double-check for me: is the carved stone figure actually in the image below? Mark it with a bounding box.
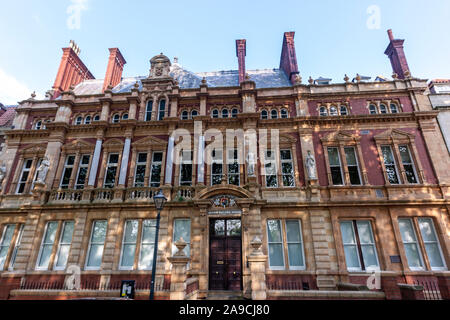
[305,150,317,180]
[36,157,50,184]
[246,152,256,177]
[0,163,6,188]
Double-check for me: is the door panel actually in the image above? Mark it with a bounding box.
[209,219,242,291]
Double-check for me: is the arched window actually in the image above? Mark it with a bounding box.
[390,103,398,114]
[158,99,166,121]
[112,114,120,123]
[271,109,278,119]
[122,113,129,120]
[75,116,83,125]
[181,110,189,120]
[35,120,42,130]
[379,104,387,114]
[231,108,238,118]
[222,109,229,118]
[212,109,219,118]
[93,114,100,121]
[369,105,377,114]
[280,108,288,118]
[261,110,268,120]
[84,116,92,124]
[145,101,153,121]
[319,106,328,116]
[191,110,198,118]
[330,106,338,116]
[340,106,348,116]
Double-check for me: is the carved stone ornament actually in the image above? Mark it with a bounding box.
[149,53,171,79]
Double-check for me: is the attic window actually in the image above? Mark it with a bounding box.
[212,109,219,119]
[222,109,229,118]
[271,110,278,119]
[122,113,129,120]
[280,109,288,118]
[231,108,238,118]
[191,110,198,118]
[261,110,268,120]
[112,114,120,123]
[35,120,42,130]
[181,111,189,120]
[319,107,328,116]
[75,116,83,125]
[93,115,100,121]
[84,116,91,124]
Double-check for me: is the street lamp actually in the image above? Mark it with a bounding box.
[149,189,167,300]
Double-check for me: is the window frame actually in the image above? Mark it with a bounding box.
[0,224,16,270]
[157,99,166,121]
[264,150,278,188]
[75,155,91,190]
[60,155,76,189]
[8,224,24,271]
[145,100,153,121]
[398,218,425,271]
[85,220,108,270]
[16,158,33,194]
[327,147,345,186]
[380,145,401,185]
[35,221,59,271]
[53,221,75,271]
[179,150,193,186]
[119,220,139,271]
[280,149,295,187]
[344,146,362,186]
[103,153,120,188]
[150,152,163,187]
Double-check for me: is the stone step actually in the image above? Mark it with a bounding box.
[205,291,245,300]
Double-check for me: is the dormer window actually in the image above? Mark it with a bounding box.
[212,109,219,119]
[271,110,278,119]
[84,116,91,125]
[280,108,288,119]
[122,113,129,120]
[222,109,229,118]
[181,111,189,120]
[75,116,83,125]
[112,114,120,123]
[145,101,153,121]
[35,120,42,130]
[158,100,166,121]
[261,110,268,120]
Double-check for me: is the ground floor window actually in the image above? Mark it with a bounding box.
[36,221,74,270]
[340,220,379,271]
[172,219,191,257]
[266,219,305,270]
[85,220,107,270]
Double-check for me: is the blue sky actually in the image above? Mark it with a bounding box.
[1,0,450,104]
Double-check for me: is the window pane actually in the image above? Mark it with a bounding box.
[44,222,58,244]
[399,219,423,268]
[38,245,53,269]
[60,221,74,244]
[356,221,374,244]
[92,221,107,243]
[424,243,445,268]
[268,244,284,267]
[398,219,416,243]
[173,219,191,256]
[227,220,241,236]
[281,162,293,174]
[214,220,225,236]
[327,147,340,166]
[267,220,282,242]
[142,220,156,243]
[418,219,437,242]
[0,225,15,269]
[286,221,301,242]
[121,244,136,268]
[287,243,304,267]
[344,245,361,269]
[344,147,357,166]
[361,245,379,269]
[87,244,104,268]
[139,244,154,269]
[403,243,423,268]
[124,220,139,243]
[55,245,70,268]
[330,167,343,185]
[340,222,356,244]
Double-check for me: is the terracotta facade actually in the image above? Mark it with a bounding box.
[0,30,449,300]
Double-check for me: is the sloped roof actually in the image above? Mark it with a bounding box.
[0,106,17,127]
[71,63,292,96]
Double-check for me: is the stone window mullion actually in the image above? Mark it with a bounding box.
[339,144,350,185]
[355,142,369,185]
[69,152,81,189]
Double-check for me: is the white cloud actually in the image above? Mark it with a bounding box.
[0,68,42,105]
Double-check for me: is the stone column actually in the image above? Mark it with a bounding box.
[197,135,205,184]
[168,239,190,300]
[164,136,175,185]
[88,139,103,186]
[118,138,131,186]
[247,237,267,300]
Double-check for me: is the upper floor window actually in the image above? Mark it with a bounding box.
[145,101,153,121]
[122,113,129,120]
[93,114,100,122]
[280,150,295,187]
[340,106,348,115]
[327,147,344,185]
[6,224,24,271]
[75,155,91,190]
[211,149,223,185]
[369,102,401,114]
[16,159,33,194]
[112,114,120,124]
[212,109,219,119]
[75,117,83,125]
[222,109,229,118]
[271,110,278,119]
[261,110,268,120]
[264,150,277,188]
[35,120,43,130]
[231,108,238,118]
[104,153,119,188]
[0,225,16,270]
[380,145,400,184]
[280,108,288,119]
[319,106,328,116]
[320,105,349,116]
[84,116,91,125]
[60,155,76,189]
[227,149,239,186]
[179,150,193,186]
[379,104,387,114]
[181,111,189,120]
[150,152,163,187]
[398,145,418,184]
[369,105,377,114]
[330,106,338,116]
[158,100,166,121]
[390,103,398,114]
[134,153,148,187]
[340,220,379,271]
[191,110,198,118]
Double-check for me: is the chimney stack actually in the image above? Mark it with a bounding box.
[236,39,246,84]
[103,48,127,92]
[279,32,299,84]
[384,29,411,79]
[51,40,95,99]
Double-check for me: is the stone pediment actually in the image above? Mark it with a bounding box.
[62,139,95,152]
[279,134,297,144]
[321,131,359,143]
[374,129,415,142]
[20,143,47,156]
[132,136,168,148]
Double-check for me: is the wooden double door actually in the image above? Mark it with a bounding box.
[209,218,242,291]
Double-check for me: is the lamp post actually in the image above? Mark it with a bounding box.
[149,189,167,300]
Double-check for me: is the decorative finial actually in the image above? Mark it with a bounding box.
[134,81,139,89]
[308,76,314,85]
[30,91,36,99]
[295,74,302,84]
[344,74,349,83]
[69,85,75,91]
[245,73,250,80]
[392,72,398,80]
[404,70,411,78]
[107,84,113,90]
[201,77,207,84]
[173,57,178,64]
[355,73,361,82]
